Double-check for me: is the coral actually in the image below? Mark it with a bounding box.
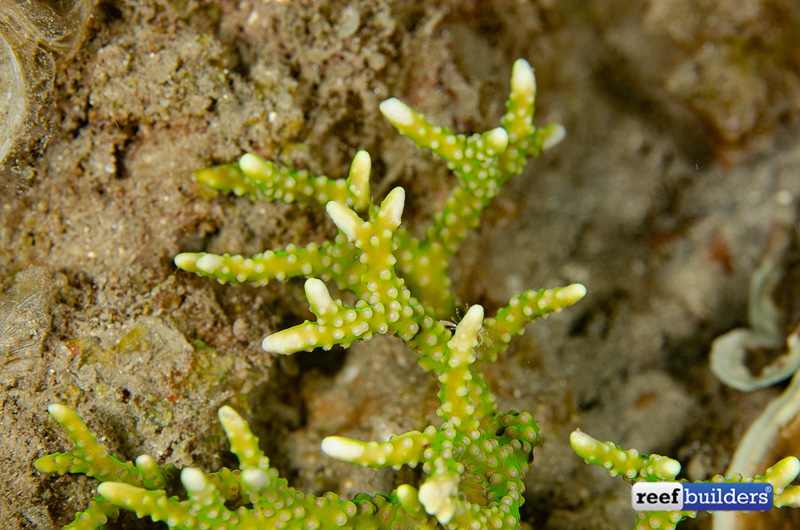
[34,404,177,530]
[571,430,800,530]
[37,58,582,530]
[35,57,800,529]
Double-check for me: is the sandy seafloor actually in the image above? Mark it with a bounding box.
[2,1,800,528]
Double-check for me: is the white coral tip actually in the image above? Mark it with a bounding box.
[262,330,306,355]
[218,405,245,431]
[47,404,71,422]
[379,187,405,230]
[774,457,800,482]
[460,305,484,333]
[97,482,140,503]
[348,151,371,209]
[326,201,362,241]
[569,429,597,456]
[486,127,509,152]
[181,467,208,493]
[239,153,265,175]
[174,252,199,270]
[561,283,587,303]
[350,150,371,182]
[418,473,458,524]
[321,436,365,462]
[654,457,682,480]
[396,484,421,510]
[512,58,536,97]
[305,278,336,315]
[542,123,566,151]
[135,454,157,469]
[379,98,415,128]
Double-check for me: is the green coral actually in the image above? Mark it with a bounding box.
[174,58,564,321]
[35,57,800,529]
[34,404,177,529]
[37,58,582,529]
[570,430,800,530]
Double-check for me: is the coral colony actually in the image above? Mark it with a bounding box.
[36,59,800,530]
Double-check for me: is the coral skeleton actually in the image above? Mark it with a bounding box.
[36,59,800,529]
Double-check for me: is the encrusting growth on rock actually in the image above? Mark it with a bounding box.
[35,58,800,529]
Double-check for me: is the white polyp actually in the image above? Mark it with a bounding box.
[262,329,307,355]
[321,436,365,462]
[181,467,208,493]
[241,467,271,492]
[326,201,362,241]
[542,123,567,151]
[379,187,406,230]
[511,58,536,98]
[486,127,509,153]
[418,473,458,524]
[196,254,224,273]
[379,98,415,128]
[305,278,336,315]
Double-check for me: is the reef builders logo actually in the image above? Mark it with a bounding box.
[632,482,773,512]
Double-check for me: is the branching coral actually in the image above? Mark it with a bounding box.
[35,57,800,530]
[571,430,800,530]
[37,58,582,530]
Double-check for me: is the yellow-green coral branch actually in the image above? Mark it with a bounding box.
[481,283,587,361]
[261,188,427,355]
[196,149,372,212]
[321,429,432,469]
[571,429,800,530]
[570,429,681,483]
[438,305,483,432]
[174,240,361,287]
[34,405,156,488]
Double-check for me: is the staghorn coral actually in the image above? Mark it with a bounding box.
[37,58,582,530]
[35,58,800,529]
